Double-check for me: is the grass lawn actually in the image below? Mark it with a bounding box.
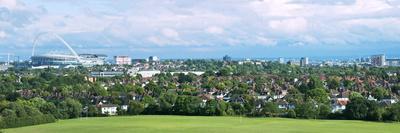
[3,115,400,133]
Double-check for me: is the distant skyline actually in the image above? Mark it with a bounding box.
[1,0,400,59]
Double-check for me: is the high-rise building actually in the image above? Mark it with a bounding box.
[148,56,160,62]
[223,55,232,62]
[300,57,309,67]
[114,56,131,65]
[371,54,386,67]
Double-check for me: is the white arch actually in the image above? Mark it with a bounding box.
[32,32,80,61]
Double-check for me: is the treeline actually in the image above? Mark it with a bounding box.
[1,61,400,129]
[0,98,82,129]
[101,93,400,122]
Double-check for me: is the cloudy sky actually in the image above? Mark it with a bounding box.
[1,0,400,59]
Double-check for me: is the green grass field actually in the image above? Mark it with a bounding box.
[3,115,400,133]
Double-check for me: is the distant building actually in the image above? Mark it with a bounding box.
[386,58,400,66]
[148,56,160,62]
[371,54,386,67]
[278,57,285,64]
[90,71,124,77]
[131,59,146,64]
[97,102,118,116]
[114,56,131,65]
[223,55,232,62]
[287,60,300,66]
[132,70,161,78]
[0,65,12,71]
[300,57,309,67]
[79,54,107,67]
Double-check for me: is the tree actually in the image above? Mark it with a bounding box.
[230,102,246,116]
[295,101,318,119]
[142,96,159,114]
[286,109,296,118]
[327,77,340,90]
[308,76,323,90]
[205,100,227,116]
[87,105,99,117]
[204,99,218,116]
[384,103,400,122]
[173,96,201,115]
[58,98,82,119]
[177,73,196,83]
[372,87,389,100]
[128,101,144,115]
[307,88,329,104]
[159,93,177,114]
[349,92,363,100]
[366,102,384,121]
[343,97,368,120]
[318,104,332,119]
[262,102,280,117]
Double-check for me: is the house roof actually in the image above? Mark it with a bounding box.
[100,104,118,108]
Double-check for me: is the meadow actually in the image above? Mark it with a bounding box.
[4,115,400,133]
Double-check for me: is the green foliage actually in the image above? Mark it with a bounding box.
[262,102,280,117]
[172,96,202,115]
[295,101,318,119]
[349,92,363,100]
[307,88,329,104]
[204,100,228,116]
[57,98,82,119]
[372,87,389,100]
[318,104,332,119]
[127,101,144,115]
[286,109,296,118]
[344,97,384,121]
[383,103,400,122]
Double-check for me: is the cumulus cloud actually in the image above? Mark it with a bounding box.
[161,28,180,39]
[0,30,6,39]
[205,26,224,34]
[269,17,308,34]
[0,0,19,10]
[1,0,400,57]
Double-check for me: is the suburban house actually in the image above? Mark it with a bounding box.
[97,102,118,115]
[331,97,349,113]
[380,98,398,106]
[277,100,295,110]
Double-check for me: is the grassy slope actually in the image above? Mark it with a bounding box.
[4,115,400,133]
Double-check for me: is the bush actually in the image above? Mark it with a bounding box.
[383,103,400,122]
[128,101,144,115]
[286,109,296,118]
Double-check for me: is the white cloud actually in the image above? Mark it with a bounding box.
[161,28,180,39]
[1,0,400,54]
[0,31,6,39]
[0,0,19,10]
[269,17,308,34]
[249,0,303,17]
[255,36,277,46]
[205,26,224,34]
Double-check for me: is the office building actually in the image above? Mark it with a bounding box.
[114,56,131,65]
[371,54,386,67]
[148,56,160,62]
[300,57,309,67]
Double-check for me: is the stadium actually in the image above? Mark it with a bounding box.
[31,33,107,69]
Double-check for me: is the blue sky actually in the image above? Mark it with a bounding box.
[1,0,400,59]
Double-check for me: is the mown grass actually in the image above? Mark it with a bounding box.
[4,115,400,133]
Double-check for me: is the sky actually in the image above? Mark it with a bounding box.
[1,0,400,59]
